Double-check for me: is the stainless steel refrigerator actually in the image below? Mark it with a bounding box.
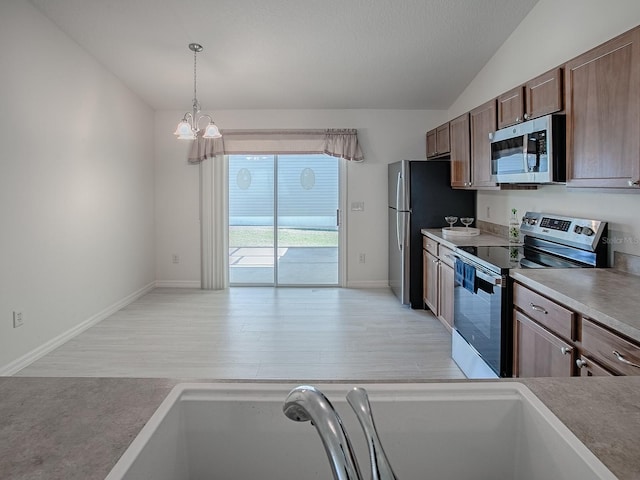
[388,160,476,307]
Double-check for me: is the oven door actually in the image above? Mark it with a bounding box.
[452,256,508,378]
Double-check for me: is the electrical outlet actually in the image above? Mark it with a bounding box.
[172,254,180,264]
[359,253,366,264]
[13,311,23,328]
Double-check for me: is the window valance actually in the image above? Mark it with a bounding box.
[188,128,364,163]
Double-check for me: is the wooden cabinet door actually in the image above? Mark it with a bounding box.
[449,113,472,188]
[525,67,563,120]
[426,129,437,157]
[565,27,640,188]
[423,250,439,313]
[436,123,450,156]
[438,262,454,330]
[470,99,499,189]
[513,310,575,377]
[497,86,525,128]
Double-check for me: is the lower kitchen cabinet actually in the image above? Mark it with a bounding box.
[422,235,455,331]
[438,260,454,328]
[512,281,640,378]
[423,249,438,313]
[513,309,574,377]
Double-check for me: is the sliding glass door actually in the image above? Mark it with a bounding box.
[228,154,340,286]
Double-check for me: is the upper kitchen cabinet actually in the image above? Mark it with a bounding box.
[426,122,450,158]
[565,26,640,189]
[497,85,525,129]
[497,68,563,129]
[526,68,563,120]
[449,113,472,188]
[470,99,499,189]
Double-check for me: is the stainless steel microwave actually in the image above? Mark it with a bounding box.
[489,114,565,184]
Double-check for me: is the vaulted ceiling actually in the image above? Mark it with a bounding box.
[29,0,539,110]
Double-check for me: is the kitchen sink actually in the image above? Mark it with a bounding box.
[105,382,615,480]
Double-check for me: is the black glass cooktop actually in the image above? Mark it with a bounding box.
[456,245,589,273]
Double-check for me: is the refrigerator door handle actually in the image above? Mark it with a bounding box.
[396,172,402,211]
[396,212,403,251]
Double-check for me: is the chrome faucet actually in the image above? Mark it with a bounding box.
[283,385,362,480]
[347,388,398,480]
[283,385,397,480]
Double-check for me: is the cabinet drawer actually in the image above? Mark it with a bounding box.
[576,355,616,377]
[439,245,455,268]
[581,318,640,376]
[513,283,575,341]
[422,236,438,256]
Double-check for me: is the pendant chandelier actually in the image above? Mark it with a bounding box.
[174,43,221,140]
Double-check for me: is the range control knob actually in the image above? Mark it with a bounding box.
[574,225,583,234]
[582,227,594,236]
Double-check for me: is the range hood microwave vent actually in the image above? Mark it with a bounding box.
[489,114,566,185]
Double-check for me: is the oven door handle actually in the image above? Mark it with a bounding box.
[448,254,502,286]
[475,269,502,286]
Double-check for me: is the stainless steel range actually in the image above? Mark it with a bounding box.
[451,212,608,379]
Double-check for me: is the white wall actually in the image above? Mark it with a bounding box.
[155,109,445,287]
[448,0,640,261]
[0,1,156,372]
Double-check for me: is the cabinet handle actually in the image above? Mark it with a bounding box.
[529,303,548,314]
[576,358,588,368]
[515,116,521,123]
[524,113,530,120]
[488,132,493,140]
[432,259,439,264]
[612,350,640,369]
[561,346,573,355]
[628,179,640,187]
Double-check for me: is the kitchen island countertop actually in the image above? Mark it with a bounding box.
[1,376,639,480]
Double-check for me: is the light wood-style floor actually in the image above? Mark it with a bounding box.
[16,287,465,381]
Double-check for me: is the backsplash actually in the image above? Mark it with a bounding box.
[613,252,640,276]
[477,220,508,238]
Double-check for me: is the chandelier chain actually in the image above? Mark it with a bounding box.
[193,47,198,110]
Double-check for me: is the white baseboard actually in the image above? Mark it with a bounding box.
[154,280,201,288]
[0,281,156,376]
[345,280,389,289]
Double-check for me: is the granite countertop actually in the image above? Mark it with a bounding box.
[512,268,640,344]
[421,228,514,249]
[1,376,639,479]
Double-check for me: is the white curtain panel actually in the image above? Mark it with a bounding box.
[199,156,229,290]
